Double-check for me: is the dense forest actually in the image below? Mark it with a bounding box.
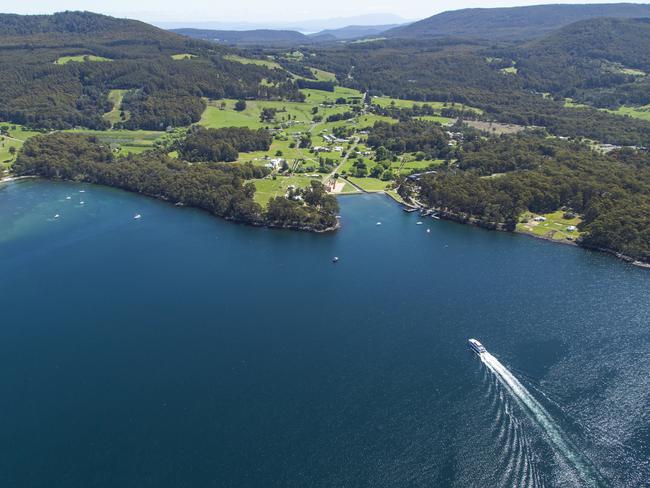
[507,17,650,108]
[402,134,650,263]
[13,134,339,231]
[177,126,272,162]
[367,120,451,159]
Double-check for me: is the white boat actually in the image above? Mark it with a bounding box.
[416,221,423,225]
[54,214,60,219]
[426,229,431,233]
[79,190,85,193]
[65,196,71,200]
[376,222,382,226]
[80,201,85,205]
[468,338,486,354]
[332,256,339,263]
[134,214,142,220]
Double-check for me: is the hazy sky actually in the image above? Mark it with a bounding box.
[4,0,646,23]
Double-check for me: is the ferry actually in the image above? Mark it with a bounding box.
[468,338,486,354]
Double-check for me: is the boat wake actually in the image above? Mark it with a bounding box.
[479,350,604,487]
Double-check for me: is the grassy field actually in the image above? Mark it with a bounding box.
[565,97,650,121]
[65,129,164,155]
[604,104,650,121]
[500,66,518,74]
[250,175,320,206]
[55,55,111,64]
[372,96,483,115]
[516,210,582,241]
[171,53,197,60]
[103,90,130,127]
[393,159,444,175]
[564,98,590,109]
[224,54,281,70]
[415,115,455,125]
[347,177,391,192]
[310,67,336,81]
[0,125,42,169]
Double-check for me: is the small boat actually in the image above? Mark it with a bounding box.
[402,207,418,213]
[332,256,339,263]
[431,214,441,220]
[79,190,85,193]
[468,339,486,354]
[376,222,382,226]
[53,214,60,219]
[134,214,142,220]
[80,201,85,205]
[65,196,71,200]
[416,221,423,225]
[426,228,431,233]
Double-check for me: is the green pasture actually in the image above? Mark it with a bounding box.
[55,55,111,64]
[224,54,281,70]
[251,175,319,206]
[516,210,582,241]
[103,90,130,127]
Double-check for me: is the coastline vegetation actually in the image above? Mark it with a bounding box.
[13,133,339,232]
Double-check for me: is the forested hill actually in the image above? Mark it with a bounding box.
[509,17,650,107]
[385,3,650,40]
[523,17,650,70]
[0,11,301,130]
[172,28,313,46]
[0,11,193,50]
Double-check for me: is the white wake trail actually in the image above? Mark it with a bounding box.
[480,351,602,487]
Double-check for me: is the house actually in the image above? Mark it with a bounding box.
[333,146,344,152]
[566,225,577,232]
[266,158,284,169]
[533,216,546,222]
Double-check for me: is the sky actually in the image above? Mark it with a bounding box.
[4,0,647,23]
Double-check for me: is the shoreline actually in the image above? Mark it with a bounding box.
[4,176,647,268]
[3,175,339,234]
[0,175,36,184]
[395,198,650,270]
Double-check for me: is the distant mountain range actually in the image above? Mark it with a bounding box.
[171,28,312,46]
[385,3,650,40]
[309,24,400,41]
[172,21,406,46]
[170,3,650,46]
[157,13,406,33]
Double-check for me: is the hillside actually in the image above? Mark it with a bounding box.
[0,11,300,130]
[511,17,650,107]
[172,28,312,46]
[386,3,650,40]
[0,11,193,52]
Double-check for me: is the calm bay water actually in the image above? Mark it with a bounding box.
[0,179,649,487]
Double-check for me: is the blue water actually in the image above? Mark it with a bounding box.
[1,179,649,487]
